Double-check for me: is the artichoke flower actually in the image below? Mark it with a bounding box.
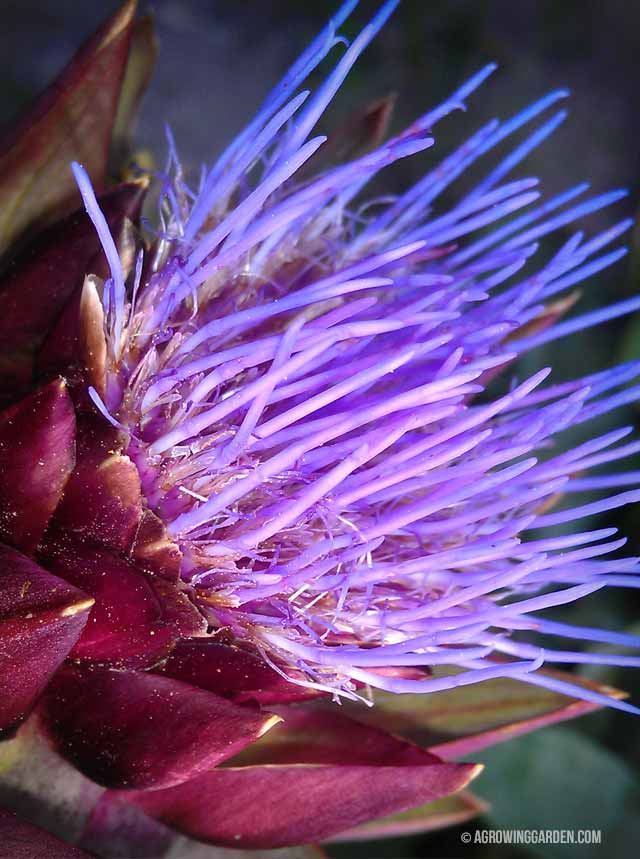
[0,2,639,856]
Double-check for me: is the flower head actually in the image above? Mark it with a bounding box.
[76,0,640,709]
[0,0,639,853]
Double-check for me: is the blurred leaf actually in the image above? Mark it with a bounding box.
[474,726,638,858]
[576,622,640,687]
[617,312,640,365]
[163,840,326,859]
[570,622,640,748]
[335,666,626,758]
[0,1,137,257]
[110,13,158,171]
[327,791,488,842]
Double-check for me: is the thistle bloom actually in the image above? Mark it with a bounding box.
[1,0,640,854]
[78,0,640,707]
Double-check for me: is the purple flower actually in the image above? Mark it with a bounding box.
[75,0,640,710]
[0,1,639,853]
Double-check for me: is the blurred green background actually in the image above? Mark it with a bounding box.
[1,1,639,856]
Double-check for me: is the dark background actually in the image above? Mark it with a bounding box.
[2,1,640,857]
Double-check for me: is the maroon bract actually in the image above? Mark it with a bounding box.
[0,545,92,737]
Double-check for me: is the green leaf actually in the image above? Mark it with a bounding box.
[617,312,640,365]
[336,666,626,758]
[110,13,158,171]
[327,791,488,843]
[474,726,638,858]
